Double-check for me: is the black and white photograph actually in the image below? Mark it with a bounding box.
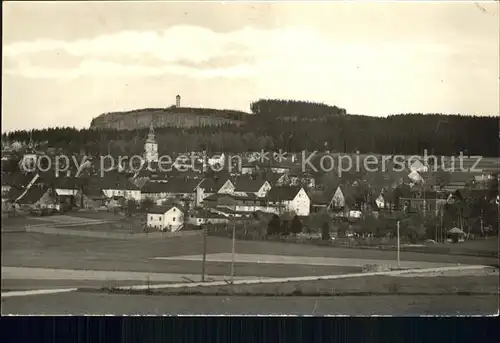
[1,0,499,315]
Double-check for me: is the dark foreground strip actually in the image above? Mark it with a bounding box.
[76,288,499,297]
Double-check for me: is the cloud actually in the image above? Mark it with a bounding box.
[3,59,256,79]
[3,25,457,80]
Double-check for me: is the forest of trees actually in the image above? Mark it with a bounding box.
[2,99,498,157]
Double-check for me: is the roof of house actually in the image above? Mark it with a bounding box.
[142,178,201,194]
[263,173,286,185]
[234,178,268,193]
[1,172,34,187]
[10,185,48,204]
[266,186,303,201]
[192,211,228,219]
[98,173,139,191]
[148,205,182,215]
[203,193,259,203]
[309,191,332,205]
[199,176,233,192]
[38,175,81,190]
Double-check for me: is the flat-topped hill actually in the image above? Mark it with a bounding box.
[90,107,250,130]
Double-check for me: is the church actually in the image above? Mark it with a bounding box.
[144,123,159,163]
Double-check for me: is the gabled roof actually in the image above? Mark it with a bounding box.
[199,177,233,192]
[1,172,33,187]
[234,178,268,193]
[267,186,303,201]
[10,185,48,204]
[263,173,286,185]
[148,205,182,214]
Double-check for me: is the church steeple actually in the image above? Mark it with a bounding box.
[144,122,159,162]
[146,122,156,143]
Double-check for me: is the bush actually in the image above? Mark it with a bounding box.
[267,214,281,236]
[290,215,303,234]
[321,222,330,241]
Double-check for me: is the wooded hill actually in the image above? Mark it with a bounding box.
[3,99,498,157]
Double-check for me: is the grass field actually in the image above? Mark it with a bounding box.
[2,293,497,315]
[111,273,498,296]
[3,232,497,272]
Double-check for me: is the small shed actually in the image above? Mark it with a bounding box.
[447,227,466,243]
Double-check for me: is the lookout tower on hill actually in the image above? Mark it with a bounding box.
[176,94,181,108]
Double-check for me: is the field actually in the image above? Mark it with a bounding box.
[2,293,497,315]
[112,271,498,296]
[3,231,497,275]
[2,211,499,315]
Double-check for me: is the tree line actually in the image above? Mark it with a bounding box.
[2,99,498,157]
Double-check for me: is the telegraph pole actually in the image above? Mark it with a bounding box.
[201,224,207,282]
[230,213,236,284]
[396,220,400,268]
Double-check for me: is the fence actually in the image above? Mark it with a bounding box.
[205,225,408,247]
[206,226,498,258]
[23,225,203,240]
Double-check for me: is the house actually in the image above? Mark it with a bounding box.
[267,164,292,174]
[77,185,107,210]
[409,159,428,173]
[266,186,310,216]
[233,178,271,198]
[442,172,482,192]
[330,186,346,209]
[203,193,277,215]
[142,178,202,206]
[1,172,34,197]
[196,176,236,205]
[187,210,230,226]
[374,192,386,210]
[399,190,445,216]
[99,174,142,202]
[257,159,294,174]
[259,172,287,187]
[147,205,184,231]
[8,184,58,211]
[42,176,82,210]
[407,170,424,184]
[289,173,315,189]
[240,163,258,175]
[309,190,332,213]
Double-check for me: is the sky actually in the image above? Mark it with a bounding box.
[2,1,499,132]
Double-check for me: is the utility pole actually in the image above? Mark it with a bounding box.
[201,224,207,282]
[396,220,400,268]
[440,206,444,243]
[230,213,236,284]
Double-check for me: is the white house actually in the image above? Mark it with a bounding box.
[266,186,310,216]
[240,164,257,175]
[141,179,201,205]
[187,211,229,226]
[330,186,346,208]
[409,159,428,173]
[375,194,386,209]
[407,170,424,184]
[196,177,235,205]
[147,205,184,232]
[102,187,141,202]
[287,173,316,189]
